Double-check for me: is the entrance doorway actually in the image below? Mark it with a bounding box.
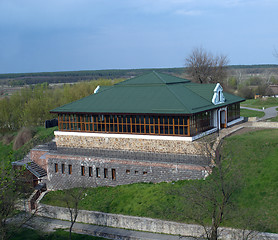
[220,110,226,128]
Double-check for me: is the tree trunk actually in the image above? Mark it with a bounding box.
[69,222,73,240]
[211,225,218,240]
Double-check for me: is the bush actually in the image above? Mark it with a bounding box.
[2,134,14,145]
[13,127,35,150]
[239,86,254,99]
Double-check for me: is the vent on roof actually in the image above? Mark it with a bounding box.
[94,85,100,94]
[212,83,225,105]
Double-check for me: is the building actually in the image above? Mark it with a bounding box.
[14,72,244,190]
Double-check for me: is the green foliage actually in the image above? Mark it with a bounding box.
[241,97,278,109]
[0,126,57,164]
[238,86,254,99]
[247,77,263,86]
[0,68,185,86]
[41,129,278,233]
[227,77,237,90]
[10,228,107,240]
[0,79,122,133]
[240,109,265,118]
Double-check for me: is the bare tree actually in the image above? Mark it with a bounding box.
[173,139,241,240]
[63,188,86,240]
[185,47,229,84]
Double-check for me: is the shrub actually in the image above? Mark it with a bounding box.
[13,127,35,150]
[2,134,14,145]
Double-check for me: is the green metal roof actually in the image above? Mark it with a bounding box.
[51,71,244,115]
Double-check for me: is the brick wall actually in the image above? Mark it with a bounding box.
[30,149,49,171]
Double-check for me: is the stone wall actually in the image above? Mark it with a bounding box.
[55,132,204,155]
[250,121,278,128]
[45,152,206,190]
[38,203,278,240]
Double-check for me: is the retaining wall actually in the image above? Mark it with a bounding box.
[250,122,278,128]
[38,204,278,240]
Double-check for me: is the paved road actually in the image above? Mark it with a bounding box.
[26,216,198,240]
[240,106,278,121]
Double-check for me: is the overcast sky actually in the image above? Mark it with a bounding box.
[0,0,278,74]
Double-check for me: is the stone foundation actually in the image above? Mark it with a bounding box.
[55,131,204,155]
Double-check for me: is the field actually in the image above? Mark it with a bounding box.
[240,108,265,118]
[240,97,278,109]
[41,129,278,233]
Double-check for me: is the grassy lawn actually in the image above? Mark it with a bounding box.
[240,108,265,118]
[241,97,278,109]
[269,116,278,122]
[41,129,278,233]
[10,228,107,240]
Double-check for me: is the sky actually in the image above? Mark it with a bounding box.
[0,0,278,74]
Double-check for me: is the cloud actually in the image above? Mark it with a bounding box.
[175,9,203,16]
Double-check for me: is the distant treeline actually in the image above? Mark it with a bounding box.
[0,68,185,86]
[2,65,278,86]
[0,79,123,133]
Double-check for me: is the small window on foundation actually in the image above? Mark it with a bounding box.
[96,168,100,178]
[112,169,116,180]
[104,168,108,178]
[68,165,72,174]
[126,169,130,174]
[55,163,58,173]
[143,171,147,175]
[135,170,138,174]
[81,166,85,176]
[61,164,65,174]
[89,167,92,177]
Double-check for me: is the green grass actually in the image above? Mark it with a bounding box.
[42,129,278,233]
[240,108,265,118]
[241,97,278,109]
[10,228,107,240]
[269,115,278,122]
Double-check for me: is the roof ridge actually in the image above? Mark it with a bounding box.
[153,71,167,84]
[164,84,192,113]
[186,83,216,103]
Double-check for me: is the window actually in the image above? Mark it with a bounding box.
[135,170,138,174]
[143,171,147,175]
[61,164,65,174]
[68,165,72,174]
[126,169,130,174]
[96,168,100,178]
[104,168,108,178]
[55,163,58,173]
[89,167,92,177]
[112,169,116,180]
[81,166,85,176]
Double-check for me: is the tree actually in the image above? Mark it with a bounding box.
[0,163,34,240]
[185,47,229,84]
[173,139,241,240]
[63,188,86,240]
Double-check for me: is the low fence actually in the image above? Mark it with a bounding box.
[37,203,278,240]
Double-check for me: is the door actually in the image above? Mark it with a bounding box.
[220,110,226,128]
